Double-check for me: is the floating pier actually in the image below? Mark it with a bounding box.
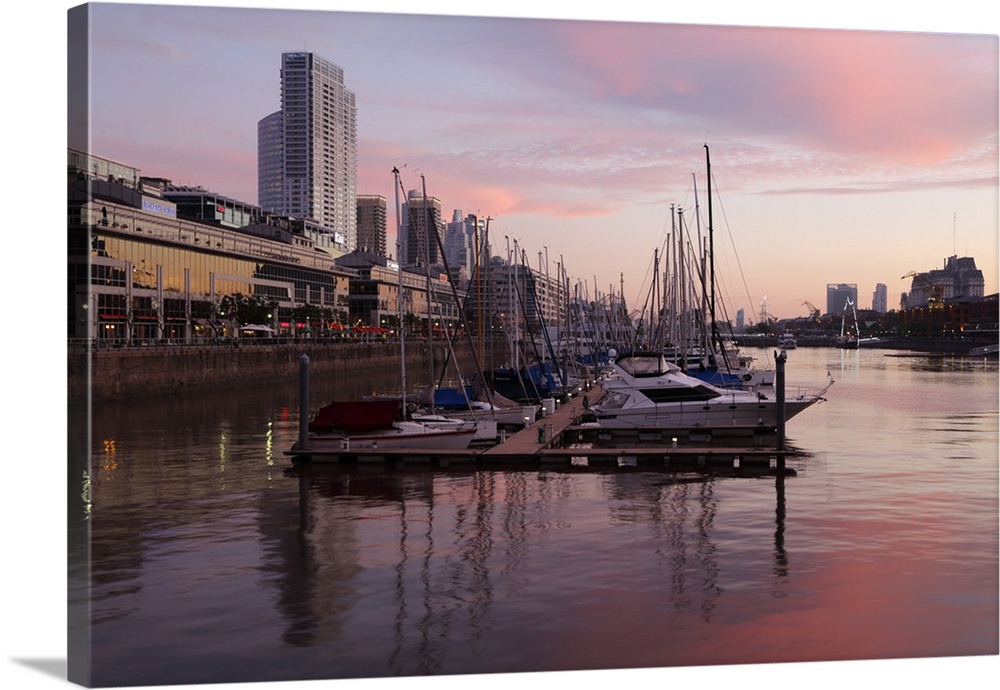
[285,376,802,473]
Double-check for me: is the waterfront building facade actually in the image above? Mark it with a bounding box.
[153,183,262,230]
[335,250,463,337]
[69,149,355,343]
[466,254,568,343]
[257,52,358,251]
[905,255,986,308]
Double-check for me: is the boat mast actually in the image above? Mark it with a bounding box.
[473,213,482,363]
[692,172,710,369]
[677,207,688,372]
[483,217,493,370]
[652,247,660,349]
[392,167,407,409]
[420,174,435,413]
[705,144,719,360]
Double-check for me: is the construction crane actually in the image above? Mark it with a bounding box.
[801,300,820,321]
[902,271,944,309]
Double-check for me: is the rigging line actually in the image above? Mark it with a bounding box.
[709,170,757,325]
[629,246,657,319]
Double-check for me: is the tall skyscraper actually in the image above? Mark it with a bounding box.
[356,195,387,255]
[257,111,283,213]
[872,283,888,313]
[401,190,443,267]
[445,210,481,276]
[257,52,357,251]
[827,283,858,315]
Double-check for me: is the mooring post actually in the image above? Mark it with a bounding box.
[775,348,787,460]
[298,353,310,451]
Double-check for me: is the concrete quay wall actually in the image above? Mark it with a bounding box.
[70,341,475,402]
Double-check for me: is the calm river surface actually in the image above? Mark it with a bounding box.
[81,347,998,687]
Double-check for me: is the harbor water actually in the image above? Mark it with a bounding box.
[79,347,998,686]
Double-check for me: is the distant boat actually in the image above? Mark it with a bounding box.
[836,336,880,349]
[969,343,999,357]
[777,333,797,350]
[688,340,776,388]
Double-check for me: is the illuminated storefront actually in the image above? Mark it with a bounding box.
[69,150,354,343]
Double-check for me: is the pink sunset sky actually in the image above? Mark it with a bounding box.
[74,0,998,320]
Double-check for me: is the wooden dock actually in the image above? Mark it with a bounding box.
[286,381,802,472]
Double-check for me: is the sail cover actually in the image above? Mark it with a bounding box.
[308,399,401,433]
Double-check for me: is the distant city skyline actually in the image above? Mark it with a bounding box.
[70,2,999,321]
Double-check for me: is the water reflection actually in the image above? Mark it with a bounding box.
[774,474,788,582]
[79,347,997,684]
[280,465,791,674]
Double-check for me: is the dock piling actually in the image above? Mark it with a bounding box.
[775,349,786,472]
[298,354,310,451]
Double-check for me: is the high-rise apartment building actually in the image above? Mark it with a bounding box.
[445,210,482,276]
[257,52,357,251]
[256,111,284,214]
[356,195,387,255]
[872,283,888,313]
[401,190,443,267]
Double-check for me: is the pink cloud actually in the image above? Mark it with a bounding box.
[548,22,997,166]
[758,30,995,164]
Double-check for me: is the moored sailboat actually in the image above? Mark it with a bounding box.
[300,399,477,450]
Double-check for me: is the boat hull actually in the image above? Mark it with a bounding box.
[305,425,476,451]
[410,415,500,443]
[590,349,828,430]
[589,395,818,429]
[430,405,539,427]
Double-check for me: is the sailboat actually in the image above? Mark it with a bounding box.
[656,146,773,390]
[588,148,829,430]
[303,398,477,450]
[298,168,487,453]
[480,237,571,405]
[394,172,507,442]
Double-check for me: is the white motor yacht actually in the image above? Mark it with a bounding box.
[587,350,830,430]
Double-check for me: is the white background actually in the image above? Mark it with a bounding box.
[3,1,997,689]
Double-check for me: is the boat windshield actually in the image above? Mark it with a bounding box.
[614,353,680,378]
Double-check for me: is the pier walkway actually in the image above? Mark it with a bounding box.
[478,383,601,460]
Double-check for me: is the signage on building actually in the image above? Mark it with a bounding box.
[142,197,177,218]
